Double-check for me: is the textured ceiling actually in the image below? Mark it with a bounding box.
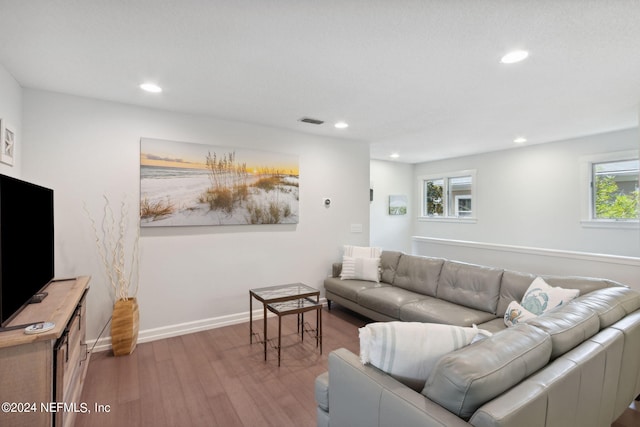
[0,0,639,163]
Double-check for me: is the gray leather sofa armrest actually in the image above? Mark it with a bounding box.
[315,372,330,427]
[328,348,470,427]
[315,371,329,411]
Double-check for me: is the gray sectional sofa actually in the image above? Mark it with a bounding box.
[316,251,640,427]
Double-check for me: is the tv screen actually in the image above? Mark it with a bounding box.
[0,174,54,327]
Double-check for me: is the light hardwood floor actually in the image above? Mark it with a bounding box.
[76,306,640,427]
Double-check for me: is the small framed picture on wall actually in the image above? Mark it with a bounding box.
[389,194,408,215]
[0,120,15,166]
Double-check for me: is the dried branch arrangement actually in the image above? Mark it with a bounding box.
[84,195,140,301]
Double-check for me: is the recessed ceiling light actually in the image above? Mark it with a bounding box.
[514,137,527,144]
[390,153,400,159]
[334,121,349,129]
[500,50,529,64]
[139,83,162,93]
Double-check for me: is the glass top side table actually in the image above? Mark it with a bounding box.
[267,298,322,366]
[249,283,320,361]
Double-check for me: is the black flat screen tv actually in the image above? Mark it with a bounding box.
[0,174,54,327]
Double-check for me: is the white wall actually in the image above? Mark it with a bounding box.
[413,237,640,290]
[0,64,22,177]
[21,89,371,343]
[370,159,413,253]
[413,129,640,258]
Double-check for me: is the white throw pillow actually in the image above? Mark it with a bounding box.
[520,277,579,316]
[343,245,382,259]
[504,301,537,327]
[359,321,491,391]
[340,256,380,282]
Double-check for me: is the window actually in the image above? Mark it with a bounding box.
[420,170,476,220]
[425,178,444,216]
[592,158,639,220]
[449,176,473,217]
[581,151,639,228]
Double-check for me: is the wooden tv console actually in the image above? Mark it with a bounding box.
[0,276,91,427]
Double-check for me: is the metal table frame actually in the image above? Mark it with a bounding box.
[249,283,320,362]
[267,298,322,366]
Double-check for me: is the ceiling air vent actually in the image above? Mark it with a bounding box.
[299,117,325,125]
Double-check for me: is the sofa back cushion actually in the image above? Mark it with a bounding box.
[526,303,600,359]
[380,251,403,284]
[423,323,551,420]
[392,255,444,297]
[436,261,503,314]
[571,287,640,329]
[497,270,538,316]
[543,275,621,294]
[497,270,621,316]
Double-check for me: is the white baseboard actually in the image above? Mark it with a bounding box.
[88,298,328,353]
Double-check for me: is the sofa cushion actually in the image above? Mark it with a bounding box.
[476,317,508,334]
[497,271,619,317]
[399,297,497,326]
[497,270,538,316]
[543,275,620,294]
[571,287,640,328]
[392,254,444,297]
[340,256,380,282]
[331,262,343,278]
[357,287,429,319]
[324,277,390,302]
[423,323,552,420]
[436,261,503,314]
[380,251,403,284]
[526,303,601,359]
[359,321,489,391]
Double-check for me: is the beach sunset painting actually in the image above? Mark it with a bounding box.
[140,138,299,226]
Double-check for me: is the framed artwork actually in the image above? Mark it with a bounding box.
[389,195,407,215]
[0,120,15,166]
[140,138,299,227]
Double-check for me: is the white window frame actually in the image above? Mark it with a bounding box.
[418,169,477,223]
[579,150,639,229]
[454,194,472,217]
